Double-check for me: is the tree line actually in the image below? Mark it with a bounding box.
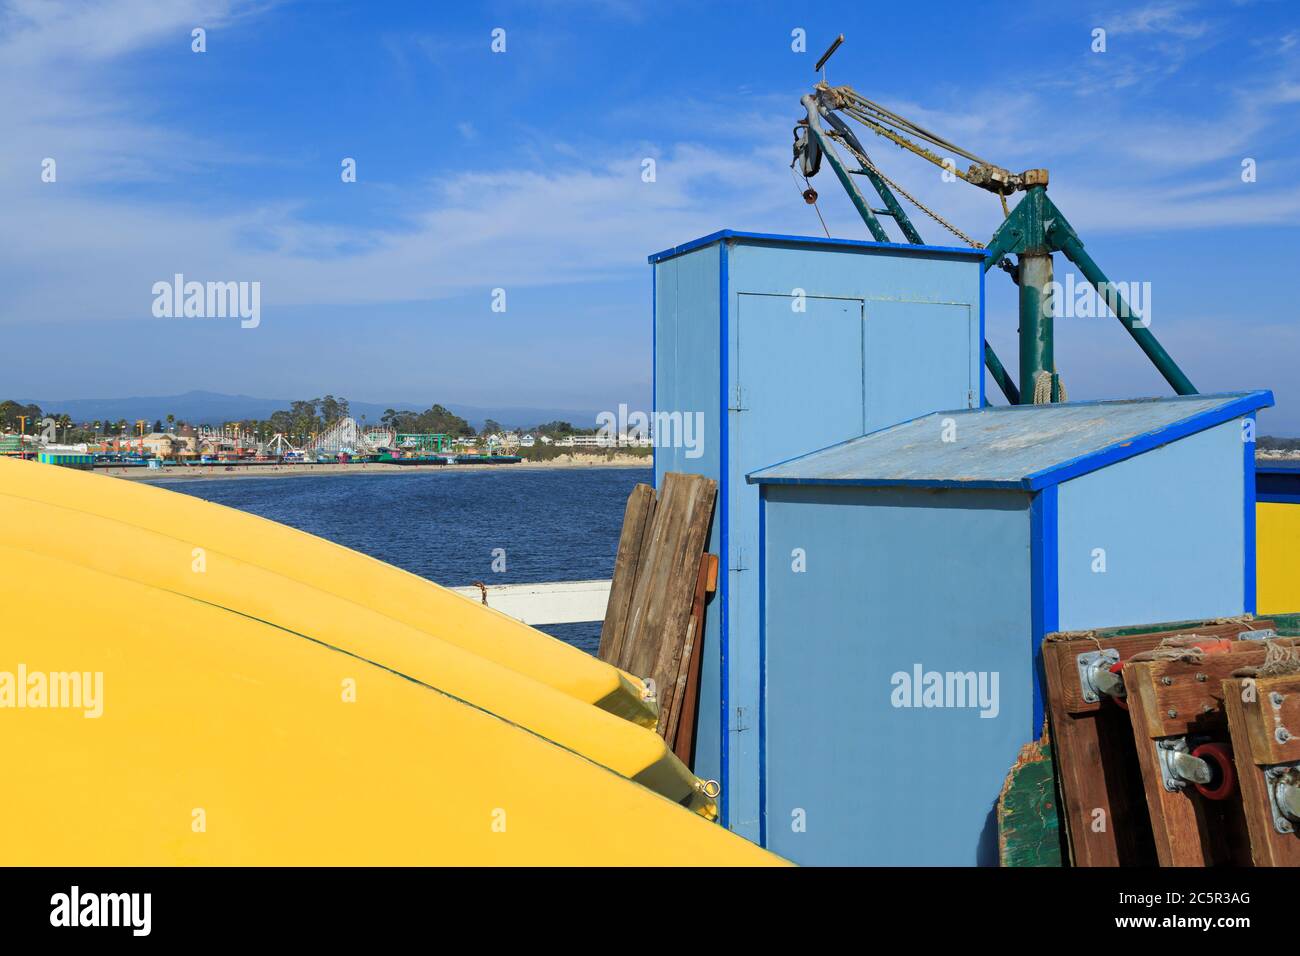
[2,395,604,445]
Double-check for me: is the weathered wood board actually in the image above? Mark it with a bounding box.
[597,483,656,665]
[1222,673,1300,866]
[997,737,1065,867]
[671,552,718,764]
[598,474,718,748]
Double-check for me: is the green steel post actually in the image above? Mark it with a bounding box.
[1057,234,1197,396]
[984,340,1021,405]
[1009,187,1055,403]
[1018,252,1054,403]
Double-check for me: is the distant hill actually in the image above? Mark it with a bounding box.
[22,390,608,431]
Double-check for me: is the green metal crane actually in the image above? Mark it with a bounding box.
[792,36,1196,405]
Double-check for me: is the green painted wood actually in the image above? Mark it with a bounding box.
[1096,616,1264,638]
[997,739,1064,867]
[1272,613,1300,636]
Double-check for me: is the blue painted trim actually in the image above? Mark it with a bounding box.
[718,239,730,828]
[977,261,986,407]
[1029,487,1058,738]
[651,262,656,454]
[647,229,986,265]
[747,475,1038,491]
[757,487,767,848]
[1258,493,1300,505]
[1021,391,1274,490]
[747,391,1276,490]
[1245,416,1257,614]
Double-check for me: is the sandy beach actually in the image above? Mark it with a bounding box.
[105,454,652,481]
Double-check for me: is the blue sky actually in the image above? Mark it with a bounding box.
[3,0,1299,430]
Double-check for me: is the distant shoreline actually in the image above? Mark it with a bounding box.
[106,456,652,482]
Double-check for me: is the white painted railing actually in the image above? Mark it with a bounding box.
[449,579,611,626]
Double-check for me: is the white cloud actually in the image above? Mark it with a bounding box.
[1103,2,1210,39]
[3,0,1300,431]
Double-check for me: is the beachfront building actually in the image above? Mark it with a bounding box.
[140,432,195,459]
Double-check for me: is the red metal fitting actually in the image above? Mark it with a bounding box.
[1191,742,1237,801]
[1108,659,1129,710]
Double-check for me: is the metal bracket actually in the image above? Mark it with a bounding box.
[1237,628,1277,641]
[1265,764,1300,835]
[1076,648,1121,703]
[1156,738,1212,793]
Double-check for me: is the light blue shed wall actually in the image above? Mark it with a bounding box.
[653,235,983,838]
[652,244,723,786]
[1055,419,1248,631]
[723,241,982,838]
[761,485,1034,865]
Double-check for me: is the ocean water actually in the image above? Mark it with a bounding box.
[147,466,650,654]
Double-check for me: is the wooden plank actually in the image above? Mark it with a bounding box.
[1133,640,1300,739]
[655,476,717,742]
[669,552,717,761]
[1222,676,1300,866]
[617,473,717,740]
[620,474,687,678]
[997,737,1064,867]
[598,483,656,664]
[1227,672,1300,767]
[1122,650,1277,867]
[1049,620,1276,716]
[1123,659,1221,866]
[1042,637,1157,866]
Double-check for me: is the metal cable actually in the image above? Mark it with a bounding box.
[789,165,831,238]
[832,88,991,166]
[826,130,985,248]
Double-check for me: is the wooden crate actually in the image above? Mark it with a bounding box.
[1042,618,1276,866]
[1120,644,1294,866]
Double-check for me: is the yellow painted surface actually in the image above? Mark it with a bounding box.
[0,458,653,724]
[0,548,780,864]
[1257,501,1300,614]
[0,459,783,864]
[0,492,703,813]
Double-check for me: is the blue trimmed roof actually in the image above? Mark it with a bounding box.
[646,229,987,264]
[747,392,1274,491]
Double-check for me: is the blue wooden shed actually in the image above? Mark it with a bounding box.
[746,391,1273,865]
[650,230,986,840]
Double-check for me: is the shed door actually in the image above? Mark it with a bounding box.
[864,301,975,430]
[734,292,866,486]
[732,291,866,629]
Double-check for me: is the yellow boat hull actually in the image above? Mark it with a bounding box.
[0,460,782,865]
